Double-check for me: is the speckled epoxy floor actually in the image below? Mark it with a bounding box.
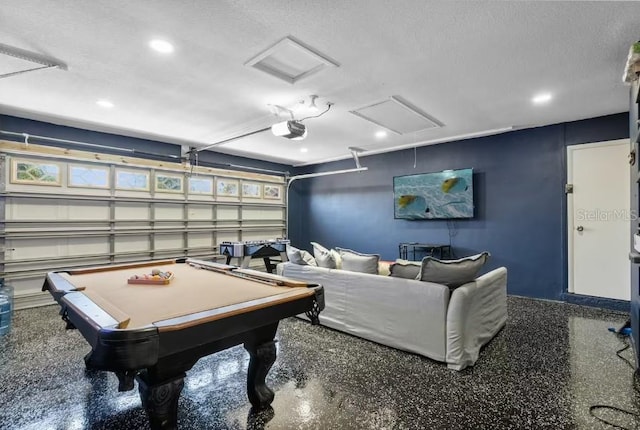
[0,297,638,429]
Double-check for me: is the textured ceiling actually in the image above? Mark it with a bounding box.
[0,1,637,166]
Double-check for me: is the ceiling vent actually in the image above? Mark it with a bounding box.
[350,96,443,135]
[245,36,339,84]
[0,43,67,79]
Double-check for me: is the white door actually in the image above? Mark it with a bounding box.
[567,139,630,300]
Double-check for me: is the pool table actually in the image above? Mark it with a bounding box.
[42,258,324,430]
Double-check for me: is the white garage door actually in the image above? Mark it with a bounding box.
[0,142,286,309]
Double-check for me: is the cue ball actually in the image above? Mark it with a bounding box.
[151,268,161,275]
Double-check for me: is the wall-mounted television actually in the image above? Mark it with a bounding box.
[394,168,474,219]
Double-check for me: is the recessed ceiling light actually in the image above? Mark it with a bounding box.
[300,147,308,153]
[532,92,552,105]
[149,39,174,54]
[375,130,387,139]
[96,99,114,108]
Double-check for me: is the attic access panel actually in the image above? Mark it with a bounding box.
[350,96,442,135]
[245,36,339,84]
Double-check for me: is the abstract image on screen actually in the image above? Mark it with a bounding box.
[394,168,474,219]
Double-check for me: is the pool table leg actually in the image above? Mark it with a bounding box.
[137,371,185,430]
[244,323,278,408]
[305,300,321,325]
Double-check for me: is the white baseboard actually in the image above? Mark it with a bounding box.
[14,292,55,310]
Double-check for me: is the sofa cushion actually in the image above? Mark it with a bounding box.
[310,242,337,269]
[390,259,422,279]
[418,252,490,288]
[336,247,380,274]
[286,245,317,266]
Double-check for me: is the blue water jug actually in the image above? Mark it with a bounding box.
[0,284,13,336]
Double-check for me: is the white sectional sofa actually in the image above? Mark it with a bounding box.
[277,262,507,370]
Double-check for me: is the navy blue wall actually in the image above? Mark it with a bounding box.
[0,115,292,174]
[289,113,629,300]
[1,113,630,300]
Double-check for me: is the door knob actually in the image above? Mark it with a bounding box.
[576,226,584,232]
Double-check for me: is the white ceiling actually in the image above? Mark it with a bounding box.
[0,1,637,166]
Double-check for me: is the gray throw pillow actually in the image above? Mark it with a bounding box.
[389,260,422,279]
[286,245,317,266]
[311,241,337,269]
[336,247,380,275]
[418,252,490,288]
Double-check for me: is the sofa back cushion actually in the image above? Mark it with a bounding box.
[311,242,337,269]
[390,259,422,279]
[336,247,380,275]
[286,245,317,266]
[418,252,489,288]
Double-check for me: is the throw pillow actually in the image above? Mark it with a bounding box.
[389,259,422,279]
[418,252,490,288]
[310,241,337,269]
[336,247,380,275]
[378,260,392,276]
[286,245,317,266]
[330,249,342,269]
